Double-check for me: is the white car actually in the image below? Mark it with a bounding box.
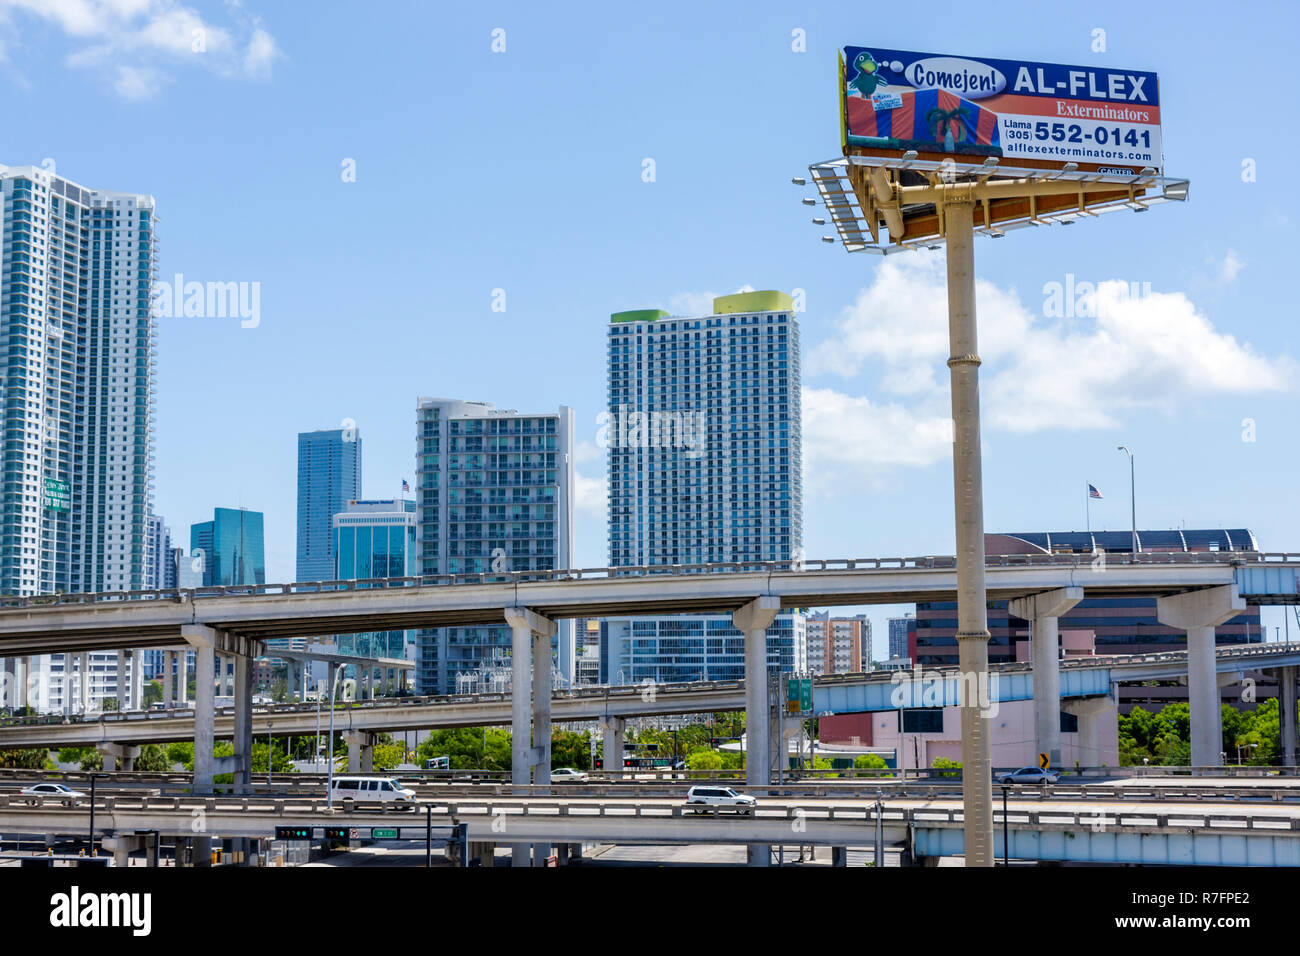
[551,768,589,783]
[330,776,417,809]
[20,783,85,805]
[684,785,757,815]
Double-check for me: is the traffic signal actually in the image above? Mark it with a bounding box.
[275,826,311,840]
[324,826,350,841]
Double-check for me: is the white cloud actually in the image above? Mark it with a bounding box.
[808,251,1294,440]
[1213,249,1244,284]
[0,0,278,97]
[803,387,953,487]
[574,469,607,518]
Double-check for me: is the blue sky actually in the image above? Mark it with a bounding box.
[3,0,1298,655]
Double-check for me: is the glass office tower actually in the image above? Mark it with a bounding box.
[297,427,362,582]
[602,290,805,683]
[414,398,575,694]
[333,498,417,660]
[190,507,265,586]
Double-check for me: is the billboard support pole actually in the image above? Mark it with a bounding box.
[943,192,994,867]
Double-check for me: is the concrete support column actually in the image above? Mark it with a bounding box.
[178,652,188,705]
[1063,689,1119,768]
[14,657,26,710]
[98,743,141,772]
[344,731,374,773]
[1280,665,1298,768]
[232,652,253,792]
[116,652,127,711]
[734,596,779,868]
[504,606,557,868]
[601,717,625,773]
[1157,586,1245,768]
[131,649,142,711]
[190,637,216,788]
[79,652,89,715]
[163,652,174,708]
[63,653,73,716]
[533,628,552,787]
[1008,587,1082,769]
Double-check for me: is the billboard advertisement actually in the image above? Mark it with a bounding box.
[842,46,1161,174]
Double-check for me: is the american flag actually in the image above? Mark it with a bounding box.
[1088,484,1102,499]
[401,479,410,492]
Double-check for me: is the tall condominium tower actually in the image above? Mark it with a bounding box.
[601,291,805,683]
[190,507,265,586]
[414,398,574,694]
[0,164,157,596]
[296,427,362,582]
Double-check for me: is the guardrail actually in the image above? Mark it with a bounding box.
[2,793,1298,839]
[8,640,1300,732]
[1,550,1295,610]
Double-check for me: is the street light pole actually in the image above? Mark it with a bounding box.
[1117,446,1136,555]
[944,194,994,867]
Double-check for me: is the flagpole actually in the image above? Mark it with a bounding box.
[1086,481,1090,534]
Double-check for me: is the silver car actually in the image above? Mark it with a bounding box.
[996,767,1061,785]
[20,783,86,805]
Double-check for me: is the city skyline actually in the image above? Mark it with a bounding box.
[0,2,1295,663]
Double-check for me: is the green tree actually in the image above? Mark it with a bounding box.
[141,680,163,708]
[371,742,404,771]
[165,741,194,769]
[551,729,591,770]
[101,697,119,712]
[57,746,102,771]
[135,744,171,773]
[0,749,51,769]
[932,757,962,778]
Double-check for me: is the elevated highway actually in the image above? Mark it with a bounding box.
[1,789,1298,866]
[3,640,1297,750]
[0,552,1294,655]
[2,552,1296,866]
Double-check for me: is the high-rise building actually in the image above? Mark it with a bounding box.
[146,515,174,589]
[887,613,914,662]
[0,165,157,596]
[190,507,265,587]
[0,164,157,713]
[602,290,804,682]
[414,398,574,694]
[805,611,871,676]
[332,498,417,662]
[296,427,362,582]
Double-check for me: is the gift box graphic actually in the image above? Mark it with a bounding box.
[846,87,1002,157]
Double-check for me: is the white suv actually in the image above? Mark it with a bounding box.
[684,785,757,815]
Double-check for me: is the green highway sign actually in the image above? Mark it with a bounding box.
[787,678,813,714]
[371,828,399,840]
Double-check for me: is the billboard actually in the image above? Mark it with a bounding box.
[842,46,1161,174]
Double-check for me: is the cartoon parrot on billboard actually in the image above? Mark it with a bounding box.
[848,51,889,98]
